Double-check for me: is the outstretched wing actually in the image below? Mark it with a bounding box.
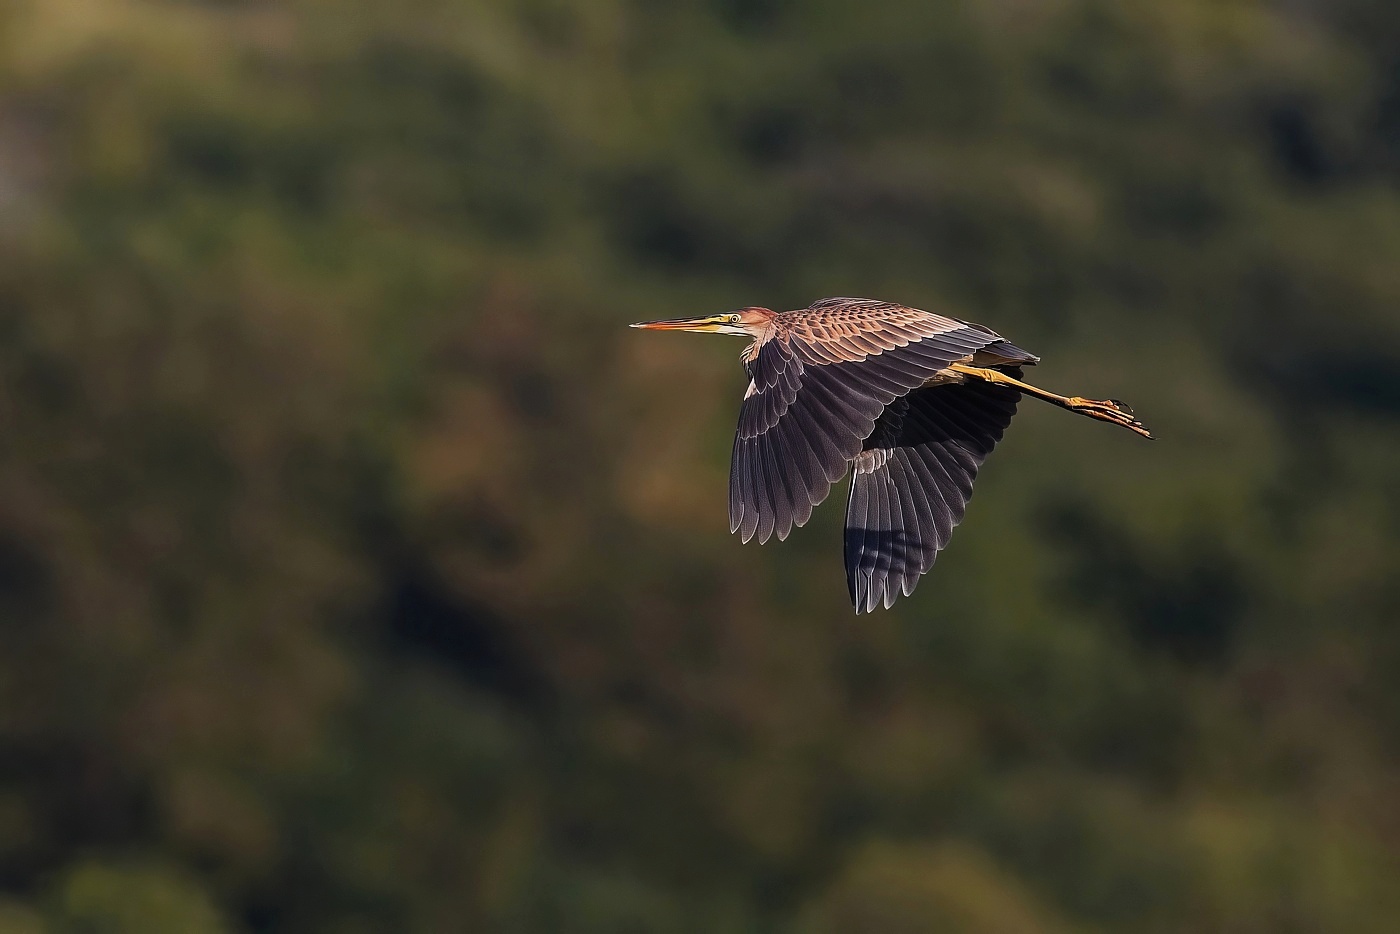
[844,380,1020,614]
[731,298,1021,545]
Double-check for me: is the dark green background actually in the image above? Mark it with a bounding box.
[1,0,1399,930]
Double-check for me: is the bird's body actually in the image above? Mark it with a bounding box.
[632,298,1151,613]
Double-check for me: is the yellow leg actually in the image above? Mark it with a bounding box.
[950,364,1155,440]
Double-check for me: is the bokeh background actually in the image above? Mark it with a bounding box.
[2,0,1400,931]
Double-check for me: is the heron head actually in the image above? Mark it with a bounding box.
[630,306,774,337]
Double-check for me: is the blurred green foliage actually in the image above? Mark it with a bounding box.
[0,0,1399,930]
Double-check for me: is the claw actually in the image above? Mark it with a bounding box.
[1071,397,1154,440]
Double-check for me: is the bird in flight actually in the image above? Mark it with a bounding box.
[631,297,1152,613]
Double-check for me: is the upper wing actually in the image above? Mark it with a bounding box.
[730,298,1013,545]
[844,380,1021,613]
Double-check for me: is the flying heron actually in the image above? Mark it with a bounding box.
[631,297,1152,613]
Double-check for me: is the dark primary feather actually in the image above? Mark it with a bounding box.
[844,380,1021,613]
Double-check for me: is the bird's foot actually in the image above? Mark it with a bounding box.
[1068,397,1155,440]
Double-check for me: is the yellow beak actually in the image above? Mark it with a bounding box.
[629,315,729,332]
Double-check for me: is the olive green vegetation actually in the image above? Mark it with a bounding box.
[1,0,1399,930]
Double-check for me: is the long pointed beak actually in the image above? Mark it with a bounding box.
[629,315,726,332]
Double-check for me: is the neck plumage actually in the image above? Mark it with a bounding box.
[739,325,776,370]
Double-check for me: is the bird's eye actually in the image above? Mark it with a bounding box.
[729,314,741,323]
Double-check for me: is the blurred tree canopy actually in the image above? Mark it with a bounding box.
[1,0,1399,930]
